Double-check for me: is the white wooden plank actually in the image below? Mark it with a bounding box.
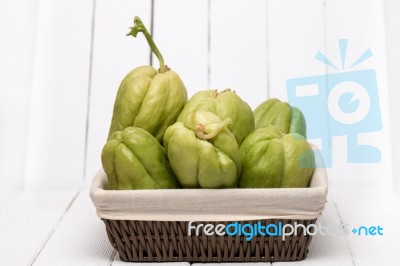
[384,0,400,195]
[325,0,393,186]
[25,0,93,189]
[153,0,208,98]
[268,0,325,100]
[84,0,152,186]
[209,0,268,109]
[274,193,353,265]
[331,185,400,265]
[0,190,77,265]
[32,190,114,265]
[0,0,38,210]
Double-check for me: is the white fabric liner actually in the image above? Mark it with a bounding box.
[90,165,328,222]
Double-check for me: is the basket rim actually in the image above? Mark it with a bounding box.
[90,165,328,222]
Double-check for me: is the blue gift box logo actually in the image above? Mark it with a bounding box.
[287,39,382,167]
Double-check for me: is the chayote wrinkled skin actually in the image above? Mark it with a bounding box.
[108,66,187,141]
[254,98,307,137]
[107,16,187,142]
[177,89,254,145]
[164,110,241,188]
[102,126,180,190]
[239,125,315,188]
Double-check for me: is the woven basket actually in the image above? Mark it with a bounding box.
[102,218,317,262]
[90,161,327,263]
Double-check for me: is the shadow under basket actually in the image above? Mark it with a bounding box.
[102,218,318,263]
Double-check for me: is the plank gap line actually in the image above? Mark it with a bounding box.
[83,0,98,183]
[333,201,356,266]
[29,191,81,265]
[149,0,155,65]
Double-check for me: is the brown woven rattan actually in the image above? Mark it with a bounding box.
[103,218,317,262]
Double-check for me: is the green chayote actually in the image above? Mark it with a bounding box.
[239,125,315,188]
[177,89,254,145]
[164,110,241,188]
[254,98,306,137]
[108,17,187,141]
[102,126,180,190]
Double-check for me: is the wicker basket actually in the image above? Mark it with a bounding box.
[90,164,327,262]
[102,218,318,262]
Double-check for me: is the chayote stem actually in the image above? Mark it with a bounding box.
[127,16,167,73]
[195,118,232,140]
[210,90,218,98]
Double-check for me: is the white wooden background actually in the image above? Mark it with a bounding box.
[2,0,393,192]
[1,0,400,264]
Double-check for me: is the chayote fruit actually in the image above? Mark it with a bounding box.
[239,125,315,188]
[102,126,180,190]
[108,17,187,142]
[164,110,241,188]
[108,66,187,141]
[177,89,254,145]
[254,98,307,137]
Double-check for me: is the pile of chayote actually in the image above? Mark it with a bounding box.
[101,17,315,190]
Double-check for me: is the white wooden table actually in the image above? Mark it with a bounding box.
[0,185,399,266]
